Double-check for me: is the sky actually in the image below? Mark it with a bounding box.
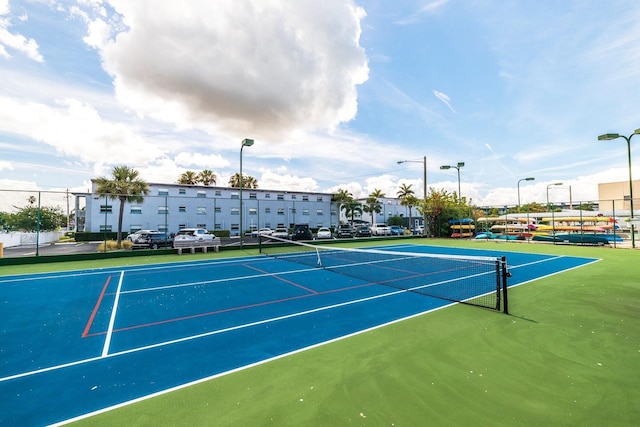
[2,0,640,212]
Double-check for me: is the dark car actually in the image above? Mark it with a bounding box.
[132,232,173,249]
[336,224,354,238]
[291,224,313,241]
[355,225,371,237]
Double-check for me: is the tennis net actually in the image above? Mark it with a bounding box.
[259,235,509,313]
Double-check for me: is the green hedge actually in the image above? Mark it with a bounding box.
[74,232,119,241]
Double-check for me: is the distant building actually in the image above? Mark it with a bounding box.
[598,180,640,213]
[75,182,338,235]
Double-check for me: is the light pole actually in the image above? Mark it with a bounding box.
[440,162,465,204]
[546,182,563,208]
[598,129,640,248]
[517,177,535,208]
[239,138,254,249]
[441,162,465,226]
[397,156,427,235]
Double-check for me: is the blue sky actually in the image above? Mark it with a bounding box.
[1,0,640,211]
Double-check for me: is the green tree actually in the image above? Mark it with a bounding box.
[198,170,217,186]
[363,189,385,226]
[94,165,150,248]
[7,201,65,231]
[342,200,363,224]
[177,171,199,185]
[228,173,258,189]
[331,189,353,224]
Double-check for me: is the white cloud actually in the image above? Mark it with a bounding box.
[0,1,43,62]
[433,90,456,113]
[82,0,369,140]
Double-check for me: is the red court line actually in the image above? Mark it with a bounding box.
[82,275,112,338]
[243,263,319,294]
[83,281,374,337]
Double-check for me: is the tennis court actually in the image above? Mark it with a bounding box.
[0,244,597,426]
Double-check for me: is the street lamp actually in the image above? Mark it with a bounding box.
[441,162,465,227]
[397,156,427,235]
[239,138,254,249]
[546,182,563,208]
[440,162,465,204]
[517,177,535,208]
[598,129,640,248]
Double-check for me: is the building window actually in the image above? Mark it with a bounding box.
[100,204,112,213]
[158,225,169,232]
[158,189,169,196]
[317,209,324,216]
[317,196,323,202]
[277,194,284,200]
[215,190,221,196]
[265,193,271,199]
[249,193,257,199]
[249,208,257,215]
[277,208,285,215]
[303,195,309,201]
[130,225,142,232]
[158,206,169,214]
[197,223,207,229]
[231,207,239,215]
[179,188,186,195]
[302,209,310,216]
[99,225,113,232]
[230,192,239,199]
[291,194,297,200]
[265,207,271,214]
[179,206,186,213]
[197,207,207,215]
[214,206,221,213]
[197,191,206,198]
[291,208,297,214]
[214,223,222,230]
[130,206,142,214]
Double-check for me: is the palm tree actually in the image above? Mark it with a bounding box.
[331,189,353,224]
[342,200,363,224]
[177,171,199,185]
[228,173,258,189]
[198,170,217,186]
[94,165,149,247]
[397,183,415,231]
[365,189,385,226]
[401,195,420,232]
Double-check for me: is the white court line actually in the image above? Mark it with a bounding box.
[102,271,124,357]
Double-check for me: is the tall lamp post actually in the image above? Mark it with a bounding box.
[546,182,563,208]
[440,162,465,204]
[239,138,254,249]
[517,177,535,208]
[598,129,640,248]
[397,156,427,235]
[440,162,465,226]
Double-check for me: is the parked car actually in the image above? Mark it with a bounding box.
[354,225,371,237]
[271,227,290,239]
[389,226,404,236]
[131,231,172,249]
[173,228,215,245]
[337,224,354,238]
[251,228,273,237]
[316,227,333,239]
[412,225,425,236]
[371,224,390,236]
[127,229,158,241]
[291,224,313,240]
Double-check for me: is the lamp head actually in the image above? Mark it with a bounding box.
[440,165,451,170]
[241,138,254,147]
[634,128,640,135]
[526,177,535,181]
[598,133,619,141]
[457,162,465,168]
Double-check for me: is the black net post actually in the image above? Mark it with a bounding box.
[501,256,509,314]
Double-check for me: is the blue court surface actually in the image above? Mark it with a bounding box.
[0,244,598,426]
